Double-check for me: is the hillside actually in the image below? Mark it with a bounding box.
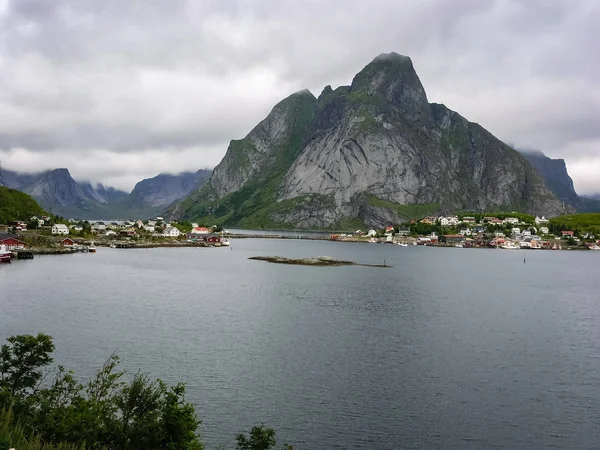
[0,186,47,223]
[549,213,600,235]
[171,52,568,229]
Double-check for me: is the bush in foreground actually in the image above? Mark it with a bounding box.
[0,334,292,450]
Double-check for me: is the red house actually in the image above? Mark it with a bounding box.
[561,230,574,237]
[205,235,221,244]
[0,237,28,250]
[59,237,75,247]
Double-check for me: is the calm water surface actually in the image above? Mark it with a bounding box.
[1,240,600,449]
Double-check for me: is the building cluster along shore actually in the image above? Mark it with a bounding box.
[2,212,600,263]
[330,214,600,250]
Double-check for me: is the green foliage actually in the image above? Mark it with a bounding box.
[0,409,86,450]
[549,213,600,235]
[0,187,47,224]
[236,426,293,450]
[1,334,203,450]
[1,334,292,450]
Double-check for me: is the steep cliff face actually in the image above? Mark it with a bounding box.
[172,53,570,228]
[521,151,600,212]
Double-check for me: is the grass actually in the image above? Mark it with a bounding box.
[367,196,440,219]
[549,213,600,234]
[0,409,89,450]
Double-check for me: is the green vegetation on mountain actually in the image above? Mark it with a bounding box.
[549,213,600,235]
[0,186,47,223]
[175,91,318,229]
[0,334,292,450]
[367,196,440,219]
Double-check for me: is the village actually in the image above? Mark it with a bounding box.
[331,214,600,250]
[2,212,600,261]
[0,215,231,259]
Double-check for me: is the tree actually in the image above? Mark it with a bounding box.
[1,334,203,450]
[236,425,293,450]
[0,333,54,400]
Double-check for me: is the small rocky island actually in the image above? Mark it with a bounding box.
[249,256,391,267]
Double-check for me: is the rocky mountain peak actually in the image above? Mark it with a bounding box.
[349,52,430,125]
[171,52,570,228]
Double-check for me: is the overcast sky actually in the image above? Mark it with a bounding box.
[1,0,598,194]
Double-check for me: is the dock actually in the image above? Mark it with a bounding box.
[14,250,34,259]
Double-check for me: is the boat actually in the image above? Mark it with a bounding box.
[455,244,463,248]
[500,242,519,249]
[397,242,408,247]
[589,244,600,250]
[0,244,12,263]
[89,243,97,253]
[221,238,230,247]
[109,243,116,248]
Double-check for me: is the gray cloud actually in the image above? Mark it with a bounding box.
[0,0,599,193]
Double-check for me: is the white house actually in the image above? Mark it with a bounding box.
[511,227,521,236]
[494,231,505,238]
[163,226,181,237]
[522,229,532,236]
[462,216,476,224]
[92,222,106,231]
[52,224,70,235]
[504,217,519,225]
[459,228,472,236]
[70,225,83,232]
[135,220,144,228]
[535,216,549,225]
[144,225,155,232]
[367,229,377,237]
[439,216,459,226]
[105,230,117,236]
[539,226,549,235]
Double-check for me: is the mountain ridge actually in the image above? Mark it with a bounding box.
[171,53,569,228]
[0,168,211,219]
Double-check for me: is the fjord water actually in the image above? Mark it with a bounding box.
[1,240,600,449]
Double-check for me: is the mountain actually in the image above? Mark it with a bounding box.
[171,52,568,229]
[521,151,600,213]
[129,170,212,208]
[0,186,47,224]
[0,168,211,219]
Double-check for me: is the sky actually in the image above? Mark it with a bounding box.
[0,0,598,194]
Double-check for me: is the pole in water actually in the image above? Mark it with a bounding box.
[524,257,526,263]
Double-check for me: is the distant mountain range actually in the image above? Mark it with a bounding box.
[520,151,600,213]
[0,168,211,219]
